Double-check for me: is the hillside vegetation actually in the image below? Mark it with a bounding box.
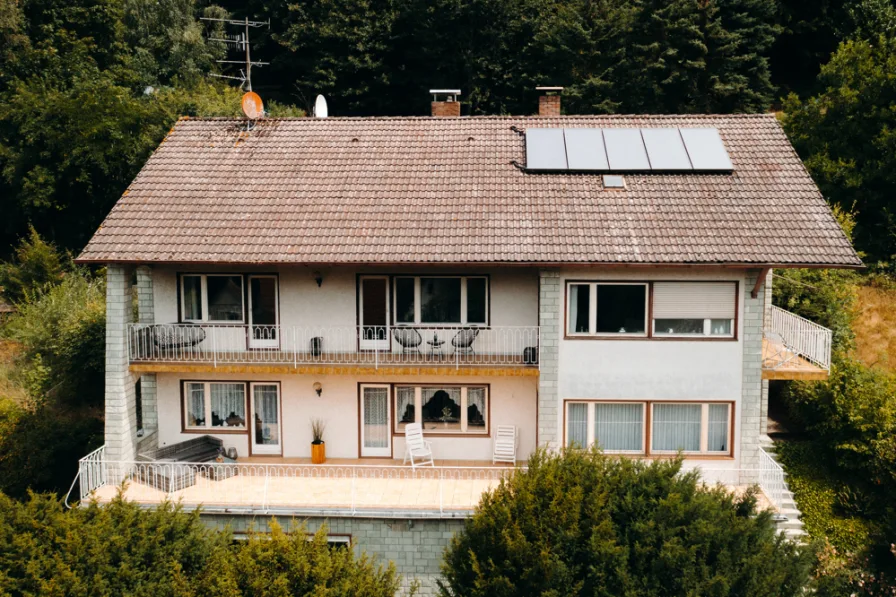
[854,284,896,370]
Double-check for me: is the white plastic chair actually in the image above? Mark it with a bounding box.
[492,425,518,464]
[403,423,434,468]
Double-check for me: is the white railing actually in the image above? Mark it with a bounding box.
[76,459,517,515]
[766,305,832,370]
[758,447,786,512]
[78,445,107,501]
[128,324,540,369]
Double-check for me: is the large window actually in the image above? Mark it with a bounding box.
[567,282,647,336]
[181,274,244,323]
[395,385,488,435]
[393,276,488,325]
[566,281,737,339]
[565,401,731,456]
[183,381,247,431]
[652,282,736,337]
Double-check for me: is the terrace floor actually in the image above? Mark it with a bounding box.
[761,338,829,380]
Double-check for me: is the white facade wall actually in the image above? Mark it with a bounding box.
[555,268,748,470]
[151,266,538,329]
[154,372,537,461]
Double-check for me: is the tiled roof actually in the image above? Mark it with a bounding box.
[76,114,862,267]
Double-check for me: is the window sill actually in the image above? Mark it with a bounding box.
[182,428,247,435]
[394,431,490,438]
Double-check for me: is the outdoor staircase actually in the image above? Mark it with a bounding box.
[760,436,806,540]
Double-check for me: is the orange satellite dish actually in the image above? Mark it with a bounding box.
[241,91,264,119]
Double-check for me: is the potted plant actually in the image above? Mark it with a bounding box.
[311,418,327,464]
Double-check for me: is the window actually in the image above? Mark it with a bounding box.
[566,282,647,336]
[652,282,735,337]
[395,385,488,434]
[180,274,244,323]
[565,401,731,456]
[393,276,488,325]
[183,381,247,431]
[650,403,730,454]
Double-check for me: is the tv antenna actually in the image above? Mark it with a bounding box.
[201,16,270,91]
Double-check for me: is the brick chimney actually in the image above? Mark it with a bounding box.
[430,89,461,117]
[537,86,564,116]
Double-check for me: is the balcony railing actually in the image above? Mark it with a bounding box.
[128,324,540,369]
[77,455,516,516]
[765,305,832,370]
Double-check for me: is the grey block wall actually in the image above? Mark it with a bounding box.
[740,269,767,482]
[135,265,158,441]
[760,270,773,436]
[105,265,139,464]
[537,269,561,449]
[202,514,465,596]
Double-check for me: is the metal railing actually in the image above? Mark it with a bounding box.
[128,324,540,369]
[78,445,107,500]
[76,458,517,515]
[758,447,786,512]
[766,305,832,370]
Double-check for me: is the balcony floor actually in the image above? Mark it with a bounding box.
[762,338,829,380]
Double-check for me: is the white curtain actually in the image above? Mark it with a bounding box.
[652,404,701,451]
[253,385,279,445]
[183,276,202,320]
[707,404,729,452]
[567,403,588,447]
[568,284,589,334]
[594,403,643,451]
[396,387,416,428]
[186,383,205,427]
[467,387,487,429]
[364,388,389,448]
[211,383,246,428]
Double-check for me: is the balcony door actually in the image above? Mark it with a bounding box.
[250,383,281,455]
[248,275,278,349]
[359,276,390,351]
[360,384,392,457]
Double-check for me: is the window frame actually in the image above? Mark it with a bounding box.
[563,400,734,458]
[178,273,247,324]
[565,282,649,337]
[393,383,490,436]
[181,380,249,434]
[564,280,739,341]
[391,275,490,327]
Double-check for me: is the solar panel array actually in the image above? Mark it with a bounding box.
[525,127,733,172]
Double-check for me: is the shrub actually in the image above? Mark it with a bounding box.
[3,270,106,406]
[439,448,813,597]
[0,227,67,304]
[0,492,405,596]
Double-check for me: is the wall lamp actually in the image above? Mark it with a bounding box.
[313,382,323,397]
[313,271,323,287]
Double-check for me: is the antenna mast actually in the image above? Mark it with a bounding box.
[201,16,270,91]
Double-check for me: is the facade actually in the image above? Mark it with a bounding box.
[75,94,861,594]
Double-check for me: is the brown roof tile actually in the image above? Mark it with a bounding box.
[76,114,862,267]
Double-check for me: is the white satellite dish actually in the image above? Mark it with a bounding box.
[314,94,328,118]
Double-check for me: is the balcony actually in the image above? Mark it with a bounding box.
[127,324,541,376]
[762,306,832,380]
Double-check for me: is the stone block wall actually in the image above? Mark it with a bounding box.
[740,269,767,482]
[202,514,465,596]
[537,269,561,449]
[135,265,158,441]
[105,265,138,464]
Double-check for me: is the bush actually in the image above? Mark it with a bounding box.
[439,448,813,597]
[3,270,106,406]
[0,227,67,304]
[0,492,405,596]
[0,397,102,499]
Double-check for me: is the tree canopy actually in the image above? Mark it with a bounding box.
[439,448,813,597]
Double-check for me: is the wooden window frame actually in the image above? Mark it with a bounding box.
[391,383,491,437]
[562,399,735,459]
[180,380,249,435]
[564,280,739,341]
[390,275,490,327]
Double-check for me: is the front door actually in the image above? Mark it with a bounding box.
[248,275,278,349]
[360,384,391,457]
[250,383,281,455]
[359,276,389,350]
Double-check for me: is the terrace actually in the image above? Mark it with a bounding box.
[762,306,833,380]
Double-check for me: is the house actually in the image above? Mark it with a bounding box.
[74,90,861,594]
